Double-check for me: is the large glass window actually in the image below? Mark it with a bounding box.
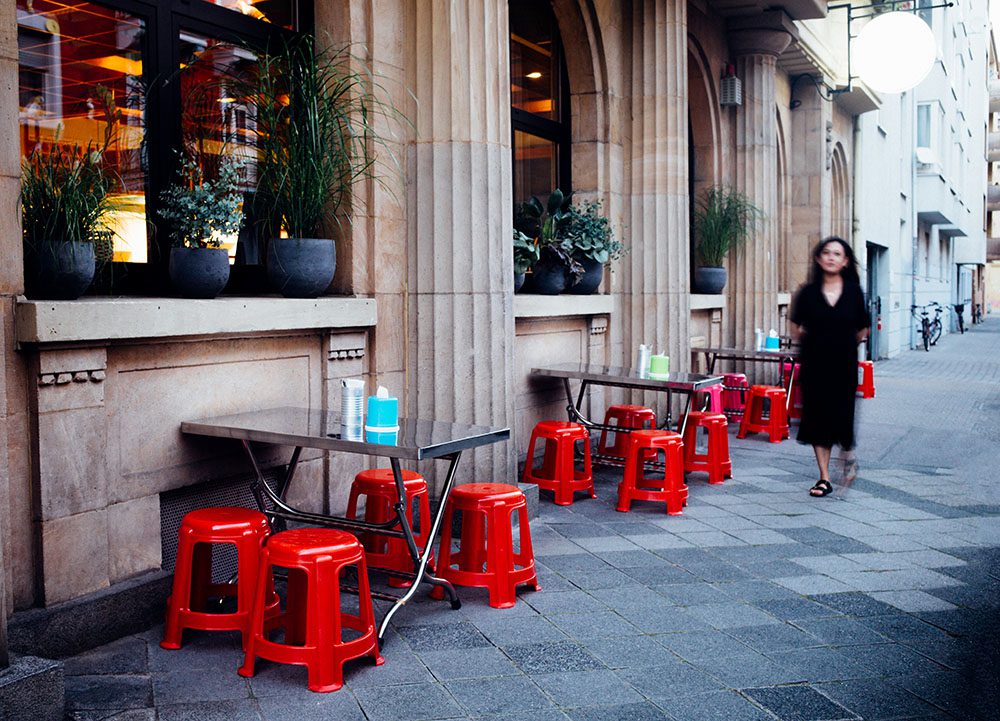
[509,0,569,205]
[16,0,306,294]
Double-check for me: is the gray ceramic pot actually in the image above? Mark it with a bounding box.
[24,240,95,300]
[530,260,568,295]
[169,247,230,299]
[693,266,727,294]
[514,272,526,293]
[567,257,604,294]
[267,237,336,298]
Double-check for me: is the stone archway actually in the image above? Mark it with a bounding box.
[776,108,791,291]
[831,142,850,241]
[687,36,722,278]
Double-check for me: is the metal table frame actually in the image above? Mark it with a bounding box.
[181,408,510,639]
[530,364,723,467]
[691,346,799,411]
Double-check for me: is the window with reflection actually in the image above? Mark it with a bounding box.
[16,0,307,293]
[509,0,570,205]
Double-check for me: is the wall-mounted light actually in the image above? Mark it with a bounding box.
[853,11,937,94]
[719,64,742,107]
[526,71,542,79]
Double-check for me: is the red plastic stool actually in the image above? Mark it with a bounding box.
[346,468,432,587]
[161,507,278,651]
[616,430,688,515]
[522,421,595,506]
[857,360,875,399]
[598,405,657,457]
[680,412,732,485]
[722,373,749,420]
[693,385,723,414]
[737,386,789,443]
[436,483,540,609]
[239,528,383,693]
[781,362,803,419]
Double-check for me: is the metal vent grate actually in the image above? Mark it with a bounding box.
[160,469,282,582]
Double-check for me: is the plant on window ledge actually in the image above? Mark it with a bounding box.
[563,199,624,294]
[513,229,539,293]
[20,86,119,300]
[158,154,245,298]
[692,186,762,294]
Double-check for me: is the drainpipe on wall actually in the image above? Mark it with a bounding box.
[910,90,918,350]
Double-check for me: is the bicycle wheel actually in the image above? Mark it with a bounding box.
[922,321,930,351]
[929,319,942,345]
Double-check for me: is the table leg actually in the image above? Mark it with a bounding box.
[784,355,795,411]
[240,440,300,531]
[379,451,464,638]
[678,392,694,438]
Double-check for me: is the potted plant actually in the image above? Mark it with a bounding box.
[564,199,623,294]
[249,36,382,298]
[513,228,539,292]
[158,154,245,298]
[20,88,119,300]
[514,188,582,295]
[692,186,762,294]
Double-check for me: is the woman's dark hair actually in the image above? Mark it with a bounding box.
[808,236,860,286]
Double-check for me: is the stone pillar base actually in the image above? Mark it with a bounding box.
[0,655,64,721]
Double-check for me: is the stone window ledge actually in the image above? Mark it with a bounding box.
[689,294,725,311]
[514,294,614,318]
[15,296,377,345]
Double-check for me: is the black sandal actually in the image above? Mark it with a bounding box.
[809,480,833,497]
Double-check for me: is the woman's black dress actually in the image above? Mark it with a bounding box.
[790,282,870,450]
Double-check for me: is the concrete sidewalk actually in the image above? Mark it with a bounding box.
[61,321,1000,721]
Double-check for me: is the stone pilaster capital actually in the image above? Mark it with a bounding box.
[727,10,798,58]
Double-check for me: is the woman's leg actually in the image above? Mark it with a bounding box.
[813,445,832,480]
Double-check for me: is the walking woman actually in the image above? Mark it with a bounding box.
[790,237,870,497]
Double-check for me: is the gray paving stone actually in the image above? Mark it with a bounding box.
[533,669,645,707]
[470,613,569,646]
[752,598,844,621]
[563,566,640,590]
[808,592,902,617]
[502,641,605,674]
[256,691,368,721]
[545,610,642,639]
[64,675,153,711]
[354,682,467,721]
[772,575,856,595]
[444,675,553,716]
[395,621,491,652]
[152,666,250,705]
[615,604,711,634]
[814,679,944,720]
[147,631,243,672]
[656,690,777,721]
[346,646,435,687]
[523,589,610,616]
[713,580,800,602]
[744,685,857,721]
[655,582,732,606]
[724,623,823,654]
[418,647,521,681]
[566,702,671,721]
[618,661,725,699]
[685,602,784,629]
[790,618,890,646]
[866,590,959,612]
[689,648,807,688]
[158,700,262,721]
[622,533,696,550]
[857,614,951,643]
[64,637,150,676]
[475,711,570,721]
[834,643,950,678]
[654,630,756,662]
[579,635,683,669]
[765,647,876,683]
[68,711,157,721]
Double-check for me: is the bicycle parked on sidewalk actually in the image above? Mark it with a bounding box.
[911,302,940,351]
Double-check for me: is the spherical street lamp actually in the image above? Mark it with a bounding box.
[853,12,937,94]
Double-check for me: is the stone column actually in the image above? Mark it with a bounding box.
[406,0,514,484]
[727,12,795,348]
[624,0,690,380]
[788,84,831,289]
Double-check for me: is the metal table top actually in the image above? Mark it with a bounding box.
[691,346,799,361]
[181,407,509,460]
[530,363,723,391]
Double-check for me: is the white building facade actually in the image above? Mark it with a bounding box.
[855,0,990,359]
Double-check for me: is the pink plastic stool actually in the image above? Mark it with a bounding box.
[722,373,749,420]
[781,362,803,419]
[693,384,723,414]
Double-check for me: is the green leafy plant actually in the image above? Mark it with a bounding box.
[158,154,245,248]
[564,200,623,264]
[515,188,584,280]
[21,86,120,246]
[246,35,395,239]
[513,228,540,274]
[693,186,763,267]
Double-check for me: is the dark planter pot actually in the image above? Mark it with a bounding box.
[24,240,95,300]
[693,266,727,294]
[513,272,526,293]
[169,247,230,299]
[567,257,604,294]
[530,261,568,295]
[267,237,336,298]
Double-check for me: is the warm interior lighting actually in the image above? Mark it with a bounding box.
[83,55,143,76]
[853,12,936,94]
[526,71,542,79]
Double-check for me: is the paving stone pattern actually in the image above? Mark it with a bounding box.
[63,321,1000,720]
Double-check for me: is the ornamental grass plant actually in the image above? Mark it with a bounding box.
[693,186,762,267]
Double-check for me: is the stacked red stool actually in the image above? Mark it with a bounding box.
[239,528,383,693]
[162,507,279,652]
[522,421,595,506]
[346,468,432,587]
[781,362,803,419]
[597,405,656,457]
[680,411,732,485]
[692,385,723,414]
[436,483,539,609]
[857,360,875,398]
[737,386,789,443]
[616,430,687,515]
[721,373,749,420]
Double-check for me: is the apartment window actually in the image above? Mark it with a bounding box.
[918,0,933,27]
[17,0,308,294]
[916,104,931,148]
[509,0,570,204]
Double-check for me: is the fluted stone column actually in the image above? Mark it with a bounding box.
[727,12,795,348]
[625,0,690,381]
[406,1,514,483]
